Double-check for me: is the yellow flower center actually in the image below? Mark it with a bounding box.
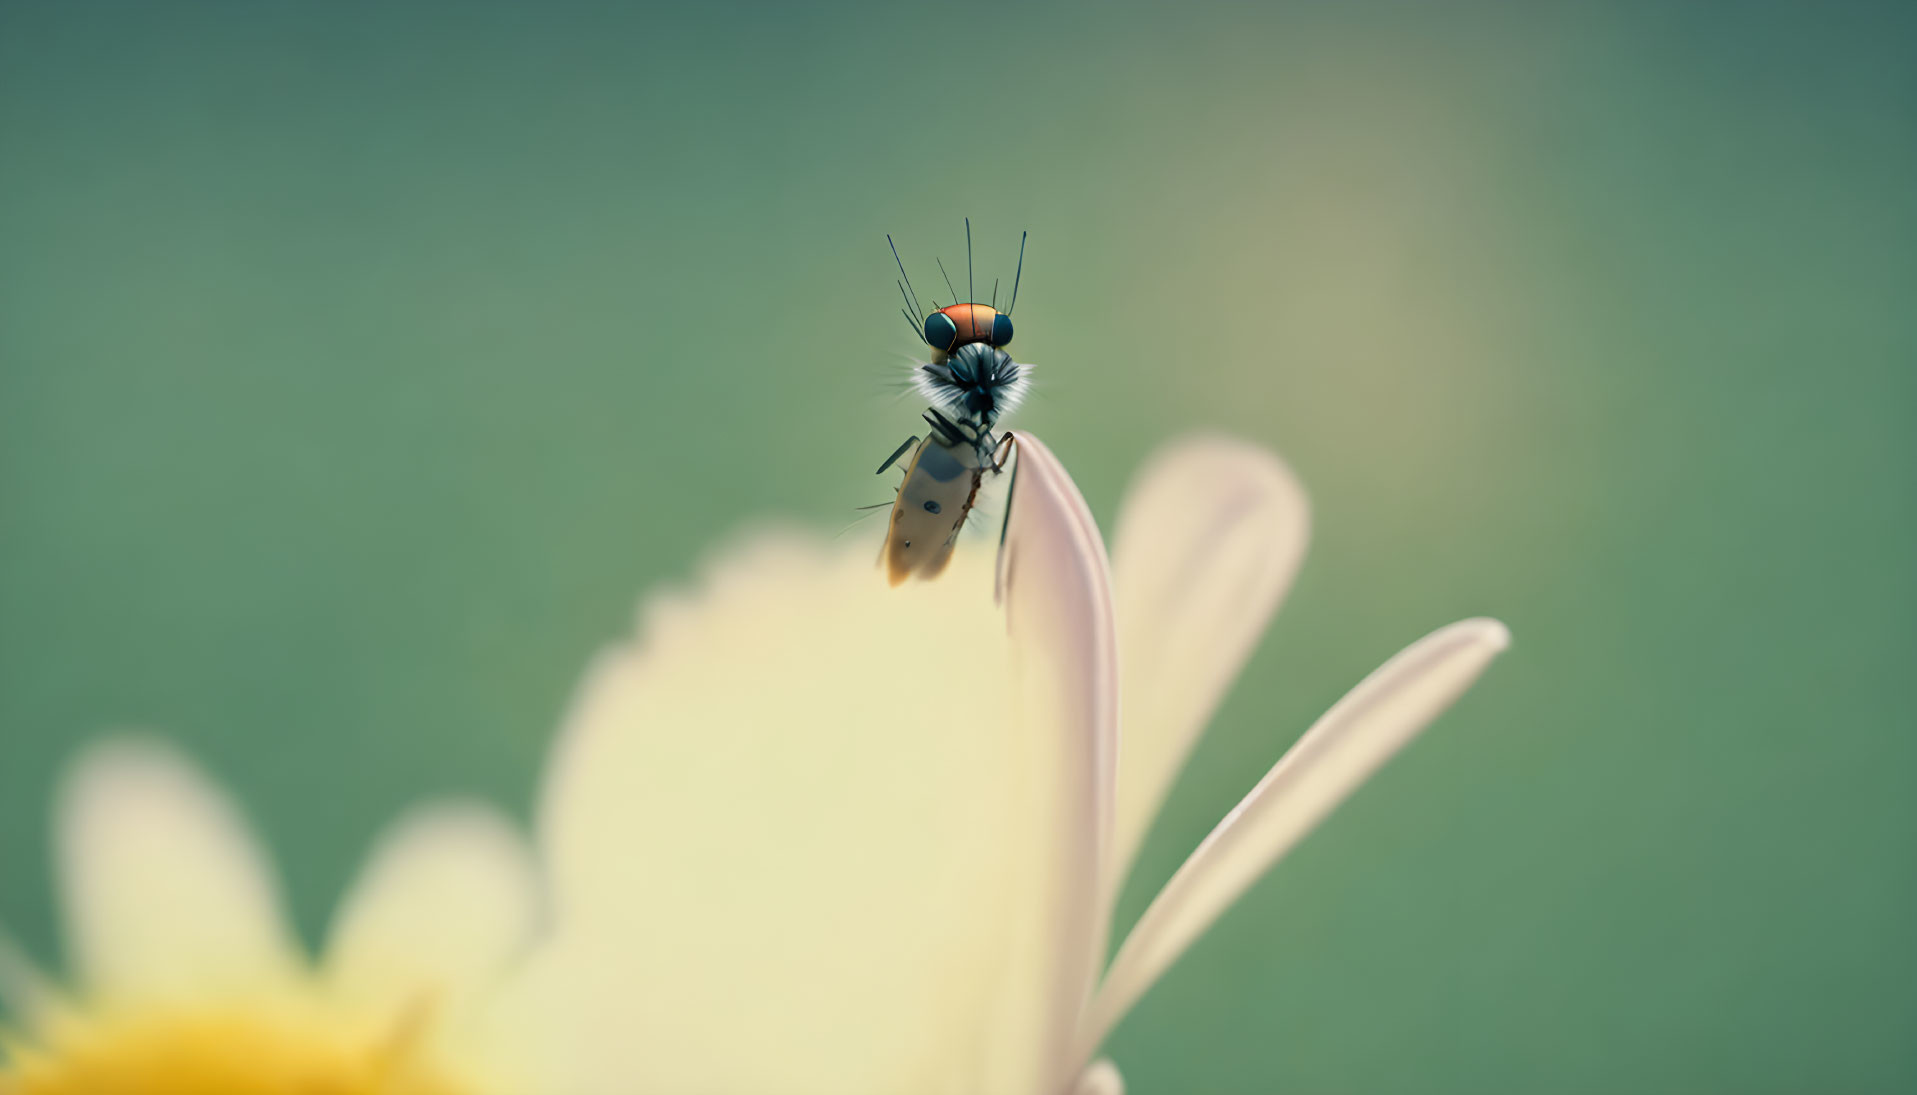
[0,1007,468,1095]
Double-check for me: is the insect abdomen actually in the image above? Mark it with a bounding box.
[883,435,987,586]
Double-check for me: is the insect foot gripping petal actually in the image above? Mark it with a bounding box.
[991,431,1019,474]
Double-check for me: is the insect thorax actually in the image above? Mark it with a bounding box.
[916,343,1027,432]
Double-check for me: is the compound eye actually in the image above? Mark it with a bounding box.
[991,313,1014,346]
[923,312,960,351]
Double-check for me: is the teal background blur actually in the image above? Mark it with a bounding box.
[3,1,1912,1091]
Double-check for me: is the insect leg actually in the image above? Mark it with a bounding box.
[989,431,1018,473]
[922,406,969,446]
[875,435,919,475]
[997,444,1021,554]
[920,413,957,446]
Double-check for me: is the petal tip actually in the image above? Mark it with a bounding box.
[1142,432,1311,508]
[54,734,301,1003]
[1451,616,1513,653]
[63,734,187,786]
[57,735,214,834]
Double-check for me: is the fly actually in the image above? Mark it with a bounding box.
[877,221,1031,585]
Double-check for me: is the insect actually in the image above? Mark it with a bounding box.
[877,221,1031,585]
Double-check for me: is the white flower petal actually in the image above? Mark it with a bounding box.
[323,799,539,1033]
[1074,1059,1126,1095]
[1075,618,1511,1065]
[978,433,1120,1095]
[523,534,1039,1095]
[55,737,303,1006]
[1109,436,1309,882]
[514,437,1119,1095]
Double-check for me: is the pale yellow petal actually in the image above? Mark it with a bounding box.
[513,436,1118,1095]
[1110,435,1309,883]
[323,799,539,1034]
[1075,619,1511,1065]
[521,533,1035,1095]
[55,738,302,1006]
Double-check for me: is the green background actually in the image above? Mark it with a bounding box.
[3,1,1912,1090]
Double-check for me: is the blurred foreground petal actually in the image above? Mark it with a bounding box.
[521,535,1030,1095]
[0,933,68,1035]
[55,739,302,1008]
[324,800,539,1038]
[1074,1058,1125,1095]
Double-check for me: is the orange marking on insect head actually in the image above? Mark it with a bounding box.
[936,302,1000,347]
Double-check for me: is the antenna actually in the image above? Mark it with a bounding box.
[1006,231,1028,316]
[936,257,960,307]
[888,235,924,324]
[991,277,999,309]
[966,217,974,305]
[897,281,921,328]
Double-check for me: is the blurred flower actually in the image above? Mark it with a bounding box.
[497,434,1510,1095]
[0,740,537,1095]
[0,433,1508,1095]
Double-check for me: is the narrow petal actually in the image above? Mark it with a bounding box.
[1075,618,1511,1065]
[1109,436,1309,883]
[56,738,303,1006]
[979,433,1120,1095]
[323,800,539,1034]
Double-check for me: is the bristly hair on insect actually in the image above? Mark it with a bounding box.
[884,221,1033,431]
